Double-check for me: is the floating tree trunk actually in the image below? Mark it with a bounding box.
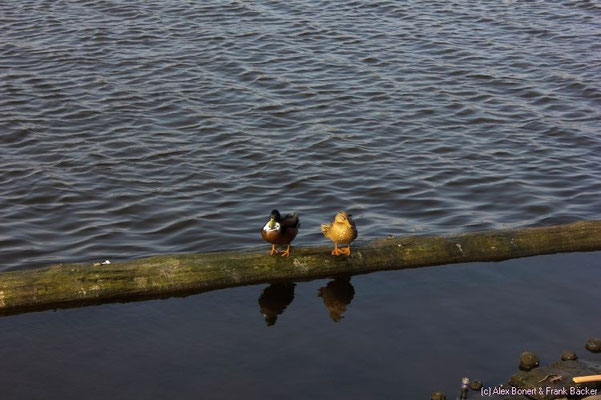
[1,220,600,316]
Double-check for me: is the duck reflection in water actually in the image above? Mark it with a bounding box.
[317,277,355,322]
[258,282,296,326]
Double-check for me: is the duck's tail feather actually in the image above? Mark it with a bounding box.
[282,212,300,229]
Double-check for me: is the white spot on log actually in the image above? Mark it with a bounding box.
[0,291,5,307]
[293,258,308,270]
[456,243,464,255]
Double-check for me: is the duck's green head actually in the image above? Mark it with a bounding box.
[268,209,281,229]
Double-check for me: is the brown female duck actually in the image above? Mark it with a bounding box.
[260,209,300,257]
[321,211,358,256]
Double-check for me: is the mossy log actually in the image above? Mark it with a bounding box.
[1,220,600,316]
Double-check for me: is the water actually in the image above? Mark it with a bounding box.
[1,0,600,398]
[0,252,600,399]
[2,0,601,271]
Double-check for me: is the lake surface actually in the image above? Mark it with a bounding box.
[1,0,600,398]
[1,252,600,399]
[2,0,601,270]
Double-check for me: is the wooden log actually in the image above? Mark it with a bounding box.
[1,220,600,316]
[574,375,601,383]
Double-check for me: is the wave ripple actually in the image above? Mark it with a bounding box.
[1,0,600,270]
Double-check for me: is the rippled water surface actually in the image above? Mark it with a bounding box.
[2,0,600,270]
[1,252,600,400]
[1,0,601,398]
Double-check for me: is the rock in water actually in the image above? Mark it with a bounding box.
[430,392,446,400]
[560,350,578,361]
[510,359,601,400]
[585,338,601,353]
[519,351,540,371]
[470,380,483,391]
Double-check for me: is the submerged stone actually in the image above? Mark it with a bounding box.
[430,392,446,400]
[470,380,483,391]
[585,338,601,353]
[560,350,578,361]
[519,351,540,371]
[509,359,601,400]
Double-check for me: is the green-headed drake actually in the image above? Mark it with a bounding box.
[260,209,300,257]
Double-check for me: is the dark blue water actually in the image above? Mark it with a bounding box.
[0,252,600,399]
[1,0,601,398]
[1,0,601,271]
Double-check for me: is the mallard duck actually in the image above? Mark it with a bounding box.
[260,209,300,257]
[321,211,357,256]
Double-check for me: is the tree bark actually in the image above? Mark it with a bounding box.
[1,220,600,316]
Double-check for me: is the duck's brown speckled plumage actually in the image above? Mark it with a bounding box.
[321,211,357,256]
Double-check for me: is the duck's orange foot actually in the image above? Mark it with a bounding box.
[280,245,291,257]
[270,244,280,256]
[332,245,351,256]
[339,246,351,255]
